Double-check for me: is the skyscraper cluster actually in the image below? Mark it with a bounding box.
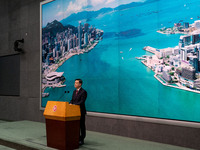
[42,21,102,66]
[179,33,200,73]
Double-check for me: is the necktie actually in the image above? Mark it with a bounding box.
[76,90,78,95]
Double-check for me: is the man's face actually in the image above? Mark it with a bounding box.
[74,80,81,89]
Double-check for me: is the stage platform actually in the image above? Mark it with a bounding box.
[0,120,193,150]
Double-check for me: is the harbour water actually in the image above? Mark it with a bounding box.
[42,0,200,122]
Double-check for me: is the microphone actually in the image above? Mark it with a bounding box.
[57,91,70,101]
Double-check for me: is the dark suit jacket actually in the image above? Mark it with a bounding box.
[70,87,87,116]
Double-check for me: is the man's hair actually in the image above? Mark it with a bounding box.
[75,79,83,85]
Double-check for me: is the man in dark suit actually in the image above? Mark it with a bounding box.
[69,79,87,146]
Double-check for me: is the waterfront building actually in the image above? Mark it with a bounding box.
[146,55,163,70]
[181,67,196,80]
[194,20,200,29]
[179,76,195,88]
[45,72,65,86]
[162,67,172,82]
[174,68,182,80]
[155,48,173,58]
[175,67,195,88]
[194,79,200,89]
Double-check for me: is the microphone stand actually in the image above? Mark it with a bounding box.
[57,91,70,101]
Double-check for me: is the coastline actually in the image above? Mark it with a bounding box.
[157,30,188,35]
[141,60,200,94]
[42,41,99,93]
[154,74,200,94]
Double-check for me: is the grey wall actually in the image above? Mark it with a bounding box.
[86,113,200,149]
[0,0,199,149]
[0,0,44,122]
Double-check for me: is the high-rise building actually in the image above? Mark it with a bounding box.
[192,34,200,44]
[76,38,79,47]
[71,38,74,49]
[180,48,187,61]
[194,46,198,53]
[56,51,59,59]
[181,67,196,80]
[197,49,200,71]
[68,39,71,50]
[78,21,82,49]
[189,56,199,72]
[84,23,89,33]
[53,49,56,58]
[84,32,88,46]
[179,36,184,48]
[183,36,191,46]
[62,47,65,56]
[180,47,194,61]
[73,36,76,48]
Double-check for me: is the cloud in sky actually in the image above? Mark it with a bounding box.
[89,0,146,9]
[56,0,145,18]
[44,0,145,26]
[55,0,88,19]
[106,0,115,4]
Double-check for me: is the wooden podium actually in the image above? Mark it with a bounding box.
[43,101,81,150]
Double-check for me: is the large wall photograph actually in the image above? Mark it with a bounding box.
[41,0,200,122]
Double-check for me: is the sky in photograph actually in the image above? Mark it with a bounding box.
[42,0,146,27]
